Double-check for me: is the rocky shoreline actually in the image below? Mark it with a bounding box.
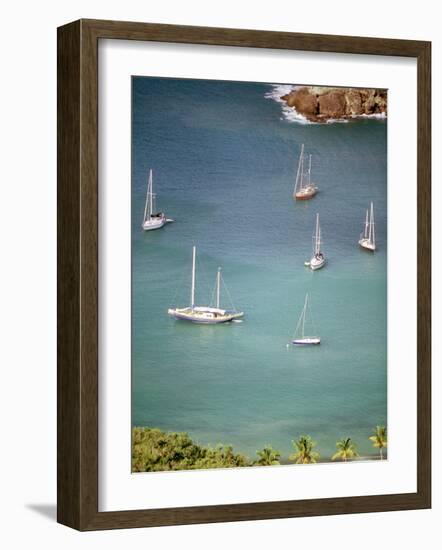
[281,86,387,123]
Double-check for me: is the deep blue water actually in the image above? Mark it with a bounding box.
[131,77,387,462]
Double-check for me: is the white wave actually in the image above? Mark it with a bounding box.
[325,118,349,124]
[355,112,387,120]
[264,84,314,125]
[264,83,298,103]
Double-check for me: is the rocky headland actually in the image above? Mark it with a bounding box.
[281,86,387,123]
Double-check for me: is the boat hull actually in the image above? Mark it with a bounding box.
[142,214,170,231]
[168,307,244,324]
[358,238,376,251]
[294,186,318,200]
[292,337,321,345]
[309,256,326,270]
[142,217,166,231]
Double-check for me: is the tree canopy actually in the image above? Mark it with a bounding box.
[132,427,250,472]
[331,437,359,461]
[289,435,320,464]
[255,446,281,466]
[369,426,388,459]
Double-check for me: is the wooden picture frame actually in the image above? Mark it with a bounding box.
[57,18,431,531]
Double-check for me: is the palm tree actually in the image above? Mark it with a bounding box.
[255,446,281,466]
[289,435,320,464]
[331,437,359,462]
[369,426,387,460]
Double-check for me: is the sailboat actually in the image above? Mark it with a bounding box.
[168,246,244,324]
[291,293,321,345]
[358,202,376,251]
[293,144,318,200]
[305,213,326,270]
[141,169,173,231]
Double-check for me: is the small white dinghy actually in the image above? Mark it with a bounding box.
[141,169,173,231]
[358,202,376,251]
[306,213,326,270]
[291,293,321,346]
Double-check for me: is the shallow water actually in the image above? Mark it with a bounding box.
[131,77,387,462]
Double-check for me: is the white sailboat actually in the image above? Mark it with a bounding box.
[168,246,244,324]
[358,202,376,251]
[293,144,318,200]
[291,293,321,345]
[305,213,326,270]
[141,169,173,231]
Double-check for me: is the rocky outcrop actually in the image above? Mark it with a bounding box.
[318,90,347,119]
[281,86,387,122]
[286,87,318,118]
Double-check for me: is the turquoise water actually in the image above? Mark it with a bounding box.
[131,77,387,462]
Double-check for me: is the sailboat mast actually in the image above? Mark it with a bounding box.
[308,154,312,186]
[216,268,221,309]
[364,209,369,239]
[294,144,304,194]
[300,150,304,191]
[301,294,308,338]
[149,169,153,217]
[191,246,196,309]
[368,203,372,243]
[315,214,320,255]
[370,202,375,247]
[143,170,151,223]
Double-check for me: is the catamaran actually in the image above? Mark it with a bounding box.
[291,293,321,345]
[293,143,318,200]
[141,169,173,231]
[305,213,326,270]
[168,246,244,324]
[358,202,376,251]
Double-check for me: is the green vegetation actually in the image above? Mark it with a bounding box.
[289,435,320,464]
[331,437,359,462]
[132,426,387,472]
[132,427,249,472]
[369,426,388,460]
[254,446,281,466]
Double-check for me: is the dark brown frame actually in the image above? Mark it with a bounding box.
[57,18,431,531]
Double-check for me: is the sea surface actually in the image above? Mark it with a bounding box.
[131,77,387,462]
